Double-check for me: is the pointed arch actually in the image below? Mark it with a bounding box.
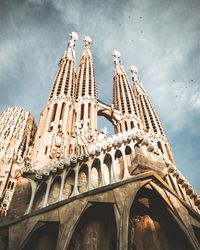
[21,221,59,250]
[128,186,195,250]
[68,203,117,250]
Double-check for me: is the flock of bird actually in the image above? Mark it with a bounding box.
[109,15,196,100]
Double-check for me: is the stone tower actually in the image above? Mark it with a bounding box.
[130,65,175,163]
[0,33,200,250]
[113,51,141,133]
[30,32,78,169]
[0,107,36,215]
[70,36,98,157]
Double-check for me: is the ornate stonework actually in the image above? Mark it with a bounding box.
[0,32,199,250]
[0,107,36,215]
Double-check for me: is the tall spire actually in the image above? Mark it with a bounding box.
[70,36,98,155]
[112,51,141,132]
[130,65,175,163]
[31,32,78,169]
[48,32,78,101]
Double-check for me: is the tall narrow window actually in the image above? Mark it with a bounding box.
[49,103,58,131]
[60,102,65,121]
[157,141,164,153]
[80,104,84,121]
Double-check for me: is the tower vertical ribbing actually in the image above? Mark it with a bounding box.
[112,51,141,133]
[130,65,175,163]
[70,36,98,156]
[31,32,78,169]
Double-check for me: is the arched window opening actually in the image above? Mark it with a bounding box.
[68,204,117,250]
[63,170,75,199]
[128,187,194,250]
[103,154,113,184]
[91,159,101,189]
[114,150,124,180]
[32,182,47,212]
[78,164,88,193]
[125,146,136,175]
[48,176,61,205]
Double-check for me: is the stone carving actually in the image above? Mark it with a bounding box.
[49,128,64,160]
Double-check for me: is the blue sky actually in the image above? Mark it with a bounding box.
[0,0,200,192]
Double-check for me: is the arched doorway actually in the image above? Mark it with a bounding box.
[68,203,117,250]
[128,187,194,250]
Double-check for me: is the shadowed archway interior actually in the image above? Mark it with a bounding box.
[22,221,59,250]
[68,203,117,250]
[128,187,194,250]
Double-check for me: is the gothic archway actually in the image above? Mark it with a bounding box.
[128,187,194,250]
[68,203,117,250]
[22,221,59,250]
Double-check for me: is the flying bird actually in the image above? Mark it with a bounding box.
[119,23,122,26]
[128,16,131,18]
[140,16,143,19]
[191,79,194,82]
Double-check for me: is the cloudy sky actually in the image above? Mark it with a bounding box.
[0,0,200,192]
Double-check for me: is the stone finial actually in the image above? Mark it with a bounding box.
[129,65,139,83]
[84,36,92,49]
[70,31,78,41]
[113,50,121,65]
[65,31,78,60]
[67,32,78,49]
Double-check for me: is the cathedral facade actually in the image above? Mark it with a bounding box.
[0,32,200,250]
